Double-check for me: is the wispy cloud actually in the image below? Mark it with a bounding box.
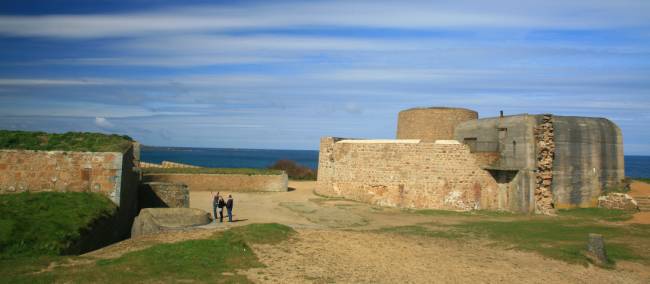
[0,1,649,153]
[1,1,649,38]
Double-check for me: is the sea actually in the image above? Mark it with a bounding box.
[141,146,650,178]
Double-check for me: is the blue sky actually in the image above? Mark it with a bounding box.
[0,1,649,153]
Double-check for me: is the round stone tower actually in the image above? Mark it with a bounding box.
[396,107,478,142]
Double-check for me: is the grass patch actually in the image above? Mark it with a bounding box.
[407,208,519,218]
[223,223,296,245]
[378,209,648,266]
[141,167,282,175]
[2,223,295,283]
[557,208,634,222]
[0,130,133,152]
[634,178,650,184]
[454,218,650,266]
[377,225,461,239]
[0,192,116,258]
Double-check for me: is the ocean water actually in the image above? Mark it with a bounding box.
[141,146,650,178]
[141,146,319,170]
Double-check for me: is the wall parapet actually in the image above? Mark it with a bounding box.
[142,172,288,192]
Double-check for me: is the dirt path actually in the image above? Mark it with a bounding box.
[627,181,650,224]
[76,181,649,283]
[630,181,650,197]
[242,229,649,284]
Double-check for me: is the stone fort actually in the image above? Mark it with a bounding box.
[316,107,625,214]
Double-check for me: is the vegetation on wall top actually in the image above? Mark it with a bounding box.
[0,130,133,152]
[141,167,283,176]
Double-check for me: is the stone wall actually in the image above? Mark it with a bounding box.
[139,182,190,208]
[0,149,124,204]
[0,145,141,240]
[397,107,478,142]
[597,193,638,211]
[316,138,499,211]
[142,173,288,192]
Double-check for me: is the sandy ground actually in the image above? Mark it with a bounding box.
[81,181,649,283]
[243,230,648,284]
[630,181,650,197]
[627,181,650,224]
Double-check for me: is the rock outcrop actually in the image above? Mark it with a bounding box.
[597,193,638,211]
[131,208,211,237]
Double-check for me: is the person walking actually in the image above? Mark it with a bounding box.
[226,195,234,222]
[217,195,226,223]
[211,192,220,221]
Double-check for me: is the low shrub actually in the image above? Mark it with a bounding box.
[268,160,317,180]
[0,130,133,152]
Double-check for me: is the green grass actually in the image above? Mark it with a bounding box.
[379,208,649,266]
[407,208,519,218]
[224,223,297,244]
[557,208,634,222]
[1,223,295,283]
[634,178,650,184]
[0,192,116,258]
[141,167,283,175]
[0,130,133,152]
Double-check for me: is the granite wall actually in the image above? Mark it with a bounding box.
[316,137,500,211]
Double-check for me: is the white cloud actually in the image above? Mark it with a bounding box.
[94,117,114,128]
[0,1,648,38]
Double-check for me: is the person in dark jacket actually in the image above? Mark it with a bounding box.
[211,192,220,221]
[226,195,234,222]
[217,196,226,223]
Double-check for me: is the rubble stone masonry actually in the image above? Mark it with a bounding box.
[0,149,124,204]
[317,138,499,211]
[533,115,555,215]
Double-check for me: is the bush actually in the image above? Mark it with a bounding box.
[268,160,317,180]
[0,130,133,152]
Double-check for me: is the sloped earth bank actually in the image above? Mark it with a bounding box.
[243,229,648,284]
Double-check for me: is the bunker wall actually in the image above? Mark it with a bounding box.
[552,116,625,208]
[316,138,500,211]
[142,173,288,192]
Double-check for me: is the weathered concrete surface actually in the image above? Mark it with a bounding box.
[455,115,538,213]
[139,182,190,208]
[131,208,211,237]
[455,114,626,212]
[142,173,288,192]
[396,107,478,142]
[552,116,625,208]
[316,137,499,211]
[598,193,638,211]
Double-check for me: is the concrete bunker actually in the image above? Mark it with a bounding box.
[318,107,626,214]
